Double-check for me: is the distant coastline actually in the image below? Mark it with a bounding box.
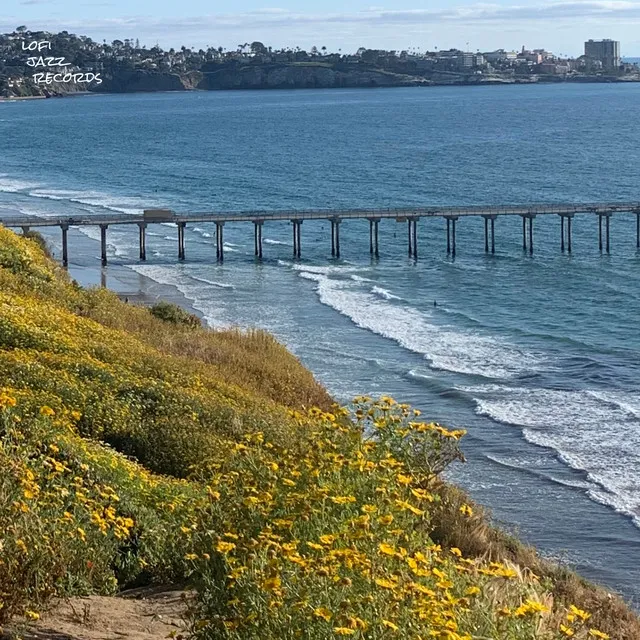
[3,29,640,99]
[2,65,640,100]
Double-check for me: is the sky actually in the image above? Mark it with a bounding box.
[2,0,640,57]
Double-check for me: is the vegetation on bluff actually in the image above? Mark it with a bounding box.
[0,226,636,639]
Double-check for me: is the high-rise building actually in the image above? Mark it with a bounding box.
[584,39,621,70]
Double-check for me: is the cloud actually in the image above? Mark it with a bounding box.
[9,1,640,31]
[3,1,640,51]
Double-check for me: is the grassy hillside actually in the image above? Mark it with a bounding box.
[0,227,636,639]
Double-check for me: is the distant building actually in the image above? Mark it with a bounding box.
[483,49,518,64]
[584,39,621,70]
[459,52,475,68]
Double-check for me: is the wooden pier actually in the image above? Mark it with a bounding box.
[4,202,640,266]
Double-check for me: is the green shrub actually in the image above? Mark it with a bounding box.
[149,301,201,328]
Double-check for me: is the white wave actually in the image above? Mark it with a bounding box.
[0,203,53,220]
[191,276,236,289]
[351,275,374,283]
[473,385,640,528]
[372,286,402,301]
[287,262,367,276]
[192,227,213,239]
[128,264,230,328]
[28,188,152,216]
[298,270,541,379]
[0,177,40,193]
[264,238,289,245]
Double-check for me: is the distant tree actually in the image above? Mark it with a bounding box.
[16,26,27,34]
[251,41,267,55]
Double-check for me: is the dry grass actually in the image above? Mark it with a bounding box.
[74,288,333,412]
[429,482,640,639]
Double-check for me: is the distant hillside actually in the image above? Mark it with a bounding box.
[3,27,639,99]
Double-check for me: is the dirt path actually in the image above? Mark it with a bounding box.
[4,587,191,640]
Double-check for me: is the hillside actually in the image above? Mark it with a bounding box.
[0,226,637,639]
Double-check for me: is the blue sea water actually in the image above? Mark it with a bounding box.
[2,84,640,605]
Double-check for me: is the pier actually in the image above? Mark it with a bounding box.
[3,202,640,266]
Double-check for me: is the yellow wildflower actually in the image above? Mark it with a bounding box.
[313,607,332,621]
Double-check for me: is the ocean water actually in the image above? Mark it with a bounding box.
[2,85,640,604]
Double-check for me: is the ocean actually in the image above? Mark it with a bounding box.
[1,84,640,605]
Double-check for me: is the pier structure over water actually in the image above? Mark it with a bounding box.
[5,202,640,266]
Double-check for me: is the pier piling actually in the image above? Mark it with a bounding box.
[291,220,302,258]
[407,219,418,258]
[606,215,610,254]
[138,222,147,261]
[491,217,496,253]
[560,216,565,252]
[331,219,341,258]
[528,216,534,254]
[100,224,108,266]
[331,220,335,257]
[177,222,186,261]
[254,221,263,258]
[412,219,418,258]
[522,216,527,251]
[637,212,640,249]
[599,215,603,252]
[369,220,374,255]
[484,217,489,253]
[292,221,298,257]
[61,224,69,266]
[446,218,451,255]
[453,218,457,256]
[216,222,224,262]
[567,216,572,254]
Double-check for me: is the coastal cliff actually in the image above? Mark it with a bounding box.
[0,227,638,640]
[93,69,202,93]
[86,64,640,94]
[196,62,427,89]
[88,63,427,93]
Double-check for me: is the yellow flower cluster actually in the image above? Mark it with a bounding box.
[179,399,605,640]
